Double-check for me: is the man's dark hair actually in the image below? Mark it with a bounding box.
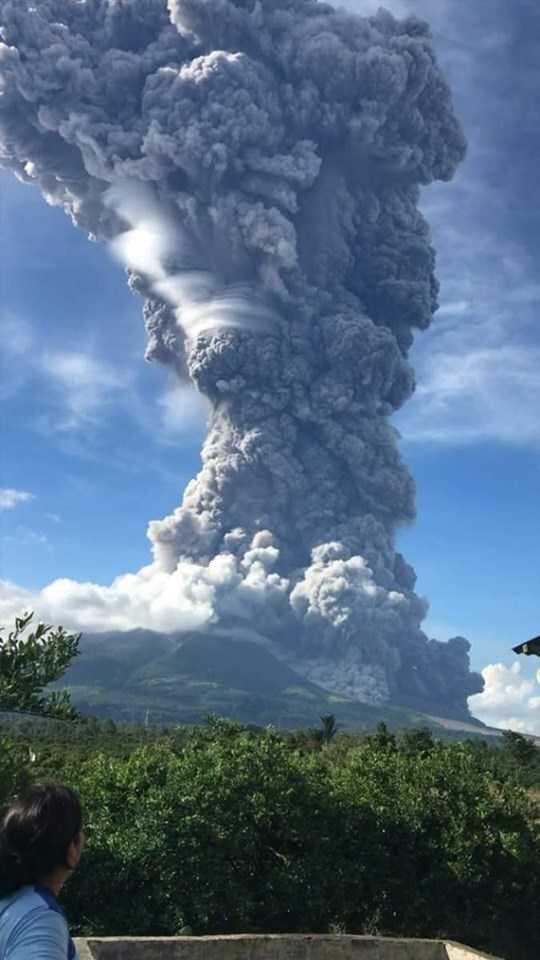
[0,784,82,896]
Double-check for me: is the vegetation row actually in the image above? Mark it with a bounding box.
[1,615,539,960]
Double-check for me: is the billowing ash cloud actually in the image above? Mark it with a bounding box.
[0,0,482,716]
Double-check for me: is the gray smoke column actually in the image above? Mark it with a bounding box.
[0,0,482,715]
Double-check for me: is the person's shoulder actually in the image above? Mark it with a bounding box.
[1,886,54,922]
[0,885,43,926]
[5,890,70,960]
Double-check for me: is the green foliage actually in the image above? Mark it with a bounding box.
[0,612,81,719]
[1,717,538,959]
[499,730,539,779]
[462,730,540,791]
[331,740,539,956]
[366,721,397,751]
[396,726,435,756]
[319,714,339,743]
[0,736,31,808]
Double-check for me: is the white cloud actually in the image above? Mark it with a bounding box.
[1,314,36,401]
[157,383,210,438]
[0,488,34,511]
[22,528,47,546]
[2,527,50,553]
[2,313,205,448]
[436,300,470,317]
[0,581,34,625]
[394,181,540,448]
[2,313,34,356]
[0,531,289,635]
[469,662,540,736]
[0,313,134,435]
[377,0,540,454]
[40,350,127,430]
[42,350,211,444]
[505,283,540,305]
[397,342,540,445]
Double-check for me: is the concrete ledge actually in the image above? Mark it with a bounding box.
[74,934,504,960]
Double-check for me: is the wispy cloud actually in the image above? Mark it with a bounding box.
[469,662,540,736]
[2,311,205,452]
[157,382,210,440]
[2,312,34,356]
[1,527,52,565]
[397,340,540,446]
[2,526,50,549]
[1,313,35,401]
[2,311,131,433]
[0,488,34,511]
[395,184,540,448]
[40,350,127,431]
[0,580,34,624]
[373,0,540,453]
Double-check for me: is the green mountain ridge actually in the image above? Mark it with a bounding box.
[61,629,492,736]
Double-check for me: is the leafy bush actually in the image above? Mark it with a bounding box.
[331,741,539,956]
[1,719,538,959]
[0,736,31,808]
[0,613,80,718]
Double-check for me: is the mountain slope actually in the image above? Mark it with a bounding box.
[61,629,491,735]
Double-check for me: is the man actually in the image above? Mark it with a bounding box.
[0,784,85,960]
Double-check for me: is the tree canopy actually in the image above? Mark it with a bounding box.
[0,612,80,719]
[0,717,538,960]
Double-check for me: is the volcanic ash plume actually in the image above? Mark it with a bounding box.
[0,0,483,715]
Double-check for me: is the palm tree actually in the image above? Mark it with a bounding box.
[320,714,338,743]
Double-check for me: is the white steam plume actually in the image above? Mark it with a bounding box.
[107,180,277,340]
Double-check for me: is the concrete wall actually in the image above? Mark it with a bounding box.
[75,934,504,960]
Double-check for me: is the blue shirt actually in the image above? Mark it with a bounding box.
[0,885,78,960]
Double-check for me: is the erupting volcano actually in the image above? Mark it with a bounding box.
[0,0,483,716]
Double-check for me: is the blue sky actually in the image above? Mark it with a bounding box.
[1,174,207,587]
[1,0,540,732]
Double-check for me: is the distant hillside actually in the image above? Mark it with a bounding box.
[61,628,493,736]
